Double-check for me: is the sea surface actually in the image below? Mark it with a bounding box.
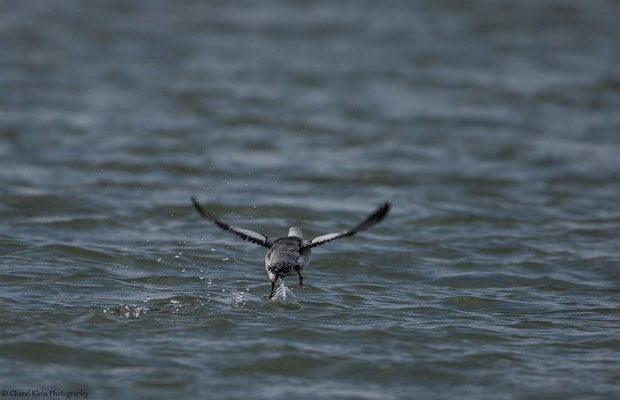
[1,1,619,399]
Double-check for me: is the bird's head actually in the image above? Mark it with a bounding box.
[288,227,303,239]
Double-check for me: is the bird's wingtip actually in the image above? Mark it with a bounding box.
[378,201,392,216]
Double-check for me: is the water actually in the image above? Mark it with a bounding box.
[1,0,619,399]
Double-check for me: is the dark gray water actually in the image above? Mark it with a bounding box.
[1,1,619,399]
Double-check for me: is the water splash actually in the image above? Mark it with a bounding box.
[231,290,246,307]
[271,282,299,306]
[103,304,150,319]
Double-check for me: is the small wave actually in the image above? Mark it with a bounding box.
[427,273,535,288]
[441,295,515,312]
[426,273,593,290]
[0,341,129,367]
[21,242,120,265]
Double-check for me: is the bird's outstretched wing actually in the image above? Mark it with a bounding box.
[191,197,273,248]
[302,202,391,250]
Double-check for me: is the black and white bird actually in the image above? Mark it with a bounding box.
[191,197,391,299]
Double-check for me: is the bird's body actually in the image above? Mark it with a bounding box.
[191,197,390,299]
[264,230,312,296]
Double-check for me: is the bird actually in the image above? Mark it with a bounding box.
[190,197,391,299]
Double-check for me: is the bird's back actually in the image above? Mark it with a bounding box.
[267,237,302,266]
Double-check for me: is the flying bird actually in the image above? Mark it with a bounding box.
[191,197,391,299]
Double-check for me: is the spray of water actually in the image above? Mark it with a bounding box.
[271,282,299,305]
